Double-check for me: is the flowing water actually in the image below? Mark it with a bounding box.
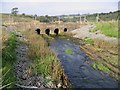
[50,37,118,88]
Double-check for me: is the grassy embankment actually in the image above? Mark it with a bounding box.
[1,30,17,89]
[89,21,119,38]
[81,21,119,81]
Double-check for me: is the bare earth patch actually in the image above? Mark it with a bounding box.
[71,24,118,44]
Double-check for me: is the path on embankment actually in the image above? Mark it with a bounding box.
[71,24,118,44]
[50,37,118,88]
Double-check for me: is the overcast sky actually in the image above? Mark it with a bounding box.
[1,0,119,16]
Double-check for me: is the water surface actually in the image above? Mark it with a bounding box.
[50,37,118,88]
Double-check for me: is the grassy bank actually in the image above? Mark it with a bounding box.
[81,37,119,81]
[86,21,119,80]
[22,30,70,88]
[1,30,17,89]
[90,21,119,38]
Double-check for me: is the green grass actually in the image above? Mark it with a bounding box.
[91,62,110,73]
[84,37,94,45]
[90,21,119,38]
[2,32,17,89]
[31,54,56,76]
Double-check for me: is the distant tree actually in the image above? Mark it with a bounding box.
[39,16,50,23]
[44,15,50,22]
[45,15,49,18]
[11,7,18,15]
[22,13,25,16]
[34,14,37,20]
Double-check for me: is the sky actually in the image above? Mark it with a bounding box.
[1,0,119,16]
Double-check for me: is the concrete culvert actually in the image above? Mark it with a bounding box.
[54,28,59,35]
[35,28,40,34]
[64,28,67,32]
[45,28,50,35]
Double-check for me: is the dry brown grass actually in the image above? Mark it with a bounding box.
[2,29,10,49]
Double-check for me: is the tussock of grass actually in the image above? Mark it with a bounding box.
[91,21,119,38]
[2,31,17,88]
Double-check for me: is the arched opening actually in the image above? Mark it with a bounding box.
[45,28,50,35]
[35,28,40,34]
[64,28,67,32]
[54,28,59,35]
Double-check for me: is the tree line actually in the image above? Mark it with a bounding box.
[11,7,119,23]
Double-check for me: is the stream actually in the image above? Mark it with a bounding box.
[50,36,118,88]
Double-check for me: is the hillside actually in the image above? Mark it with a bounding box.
[2,10,119,23]
[59,10,119,22]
